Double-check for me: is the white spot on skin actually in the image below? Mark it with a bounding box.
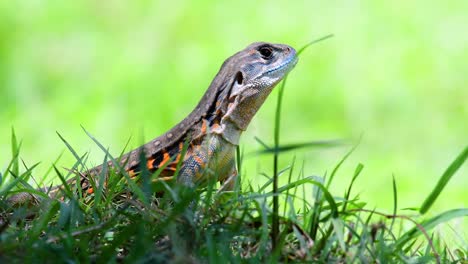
[154,140,161,146]
[168,133,173,139]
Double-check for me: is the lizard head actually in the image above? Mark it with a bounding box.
[221,42,298,131]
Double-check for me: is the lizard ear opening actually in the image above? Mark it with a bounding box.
[229,71,244,99]
[234,71,244,85]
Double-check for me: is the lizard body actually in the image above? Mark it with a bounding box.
[7,42,297,205]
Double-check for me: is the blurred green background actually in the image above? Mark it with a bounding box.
[1,1,466,218]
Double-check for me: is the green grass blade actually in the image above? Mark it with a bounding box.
[326,142,359,189]
[0,162,41,196]
[272,76,287,249]
[297,34,334,55]
[11,127,20,178]
[253,136,271,150]
[331,218,346,251]
[395,208,468,250]
[251,139,342,155]
[274,177,339,218]
[283,156,296,216]
[342,163,363,213]
[29,200,60,241]
[270,35,334,249]
[53,165,74,199]
[93,153,109,206]
[420,146,468,214]
[56,132,83,164]
[81,126,148,205]
[390,174,398,232]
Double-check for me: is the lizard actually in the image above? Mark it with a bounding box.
[6,42,298,206]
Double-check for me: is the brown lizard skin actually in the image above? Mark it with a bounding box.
[7,42,298,205]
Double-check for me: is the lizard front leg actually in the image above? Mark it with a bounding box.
[177,134,237,190]
[219,165,238,192]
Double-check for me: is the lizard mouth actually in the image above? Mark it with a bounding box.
[264,49,298,77]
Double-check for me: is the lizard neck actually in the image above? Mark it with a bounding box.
[210,119,242,146]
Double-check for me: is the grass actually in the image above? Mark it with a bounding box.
[1,129,467,263]
[1,67,467,262]
[2,2,467,210]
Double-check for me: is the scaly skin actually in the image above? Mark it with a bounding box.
[7,42,298,205]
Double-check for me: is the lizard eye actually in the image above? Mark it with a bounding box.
[235,71,244,85]
[258,46,273,60]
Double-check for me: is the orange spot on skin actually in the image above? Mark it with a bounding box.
[87,187,94,194]
[211,122,221,130]
[158,152,171,167]
[193,155,204,167]
[146,158,155,170]
[174,151,182,163]
[165,165,177,172]
[152,176,174,182]
[128,170,136,177]
[201,119,207,134]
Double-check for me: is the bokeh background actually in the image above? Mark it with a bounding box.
[1,1,466,223]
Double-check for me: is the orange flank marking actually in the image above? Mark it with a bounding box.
[128,169,137,177]
[201,119,208,134]
[146,158,155,170]
[158,152,171,167]
[87,187,94,194]
[174,152,182,163]
[161,165,177,173]
[152,176,174,182]
[211,122,221,130]
[193,155,205,167]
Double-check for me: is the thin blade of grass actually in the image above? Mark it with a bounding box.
[252,139,343,156]
[326,141,360,189]
[258,166,290,193]
[93,153,109,206]
[29,200,60,241]
[56,132,83,165]
[283,156,296,216]
[420,146,468,214]
[254,136,271,150]
[342,163,363,213]
[331,218,346,251]
[3,129,23,181]
[0,162,41,196]
[41,150,65,185]
[395,208,468,250]
[274,177,339,218]
[297,34,334,55]
[6,188,49,199]
[11,127,20,178]
[235,145,243,191]
[390,174,398,232]
[81,126,148,205]
[270,34,334,248]
[53,165,74,200]
[310,175,325,239]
